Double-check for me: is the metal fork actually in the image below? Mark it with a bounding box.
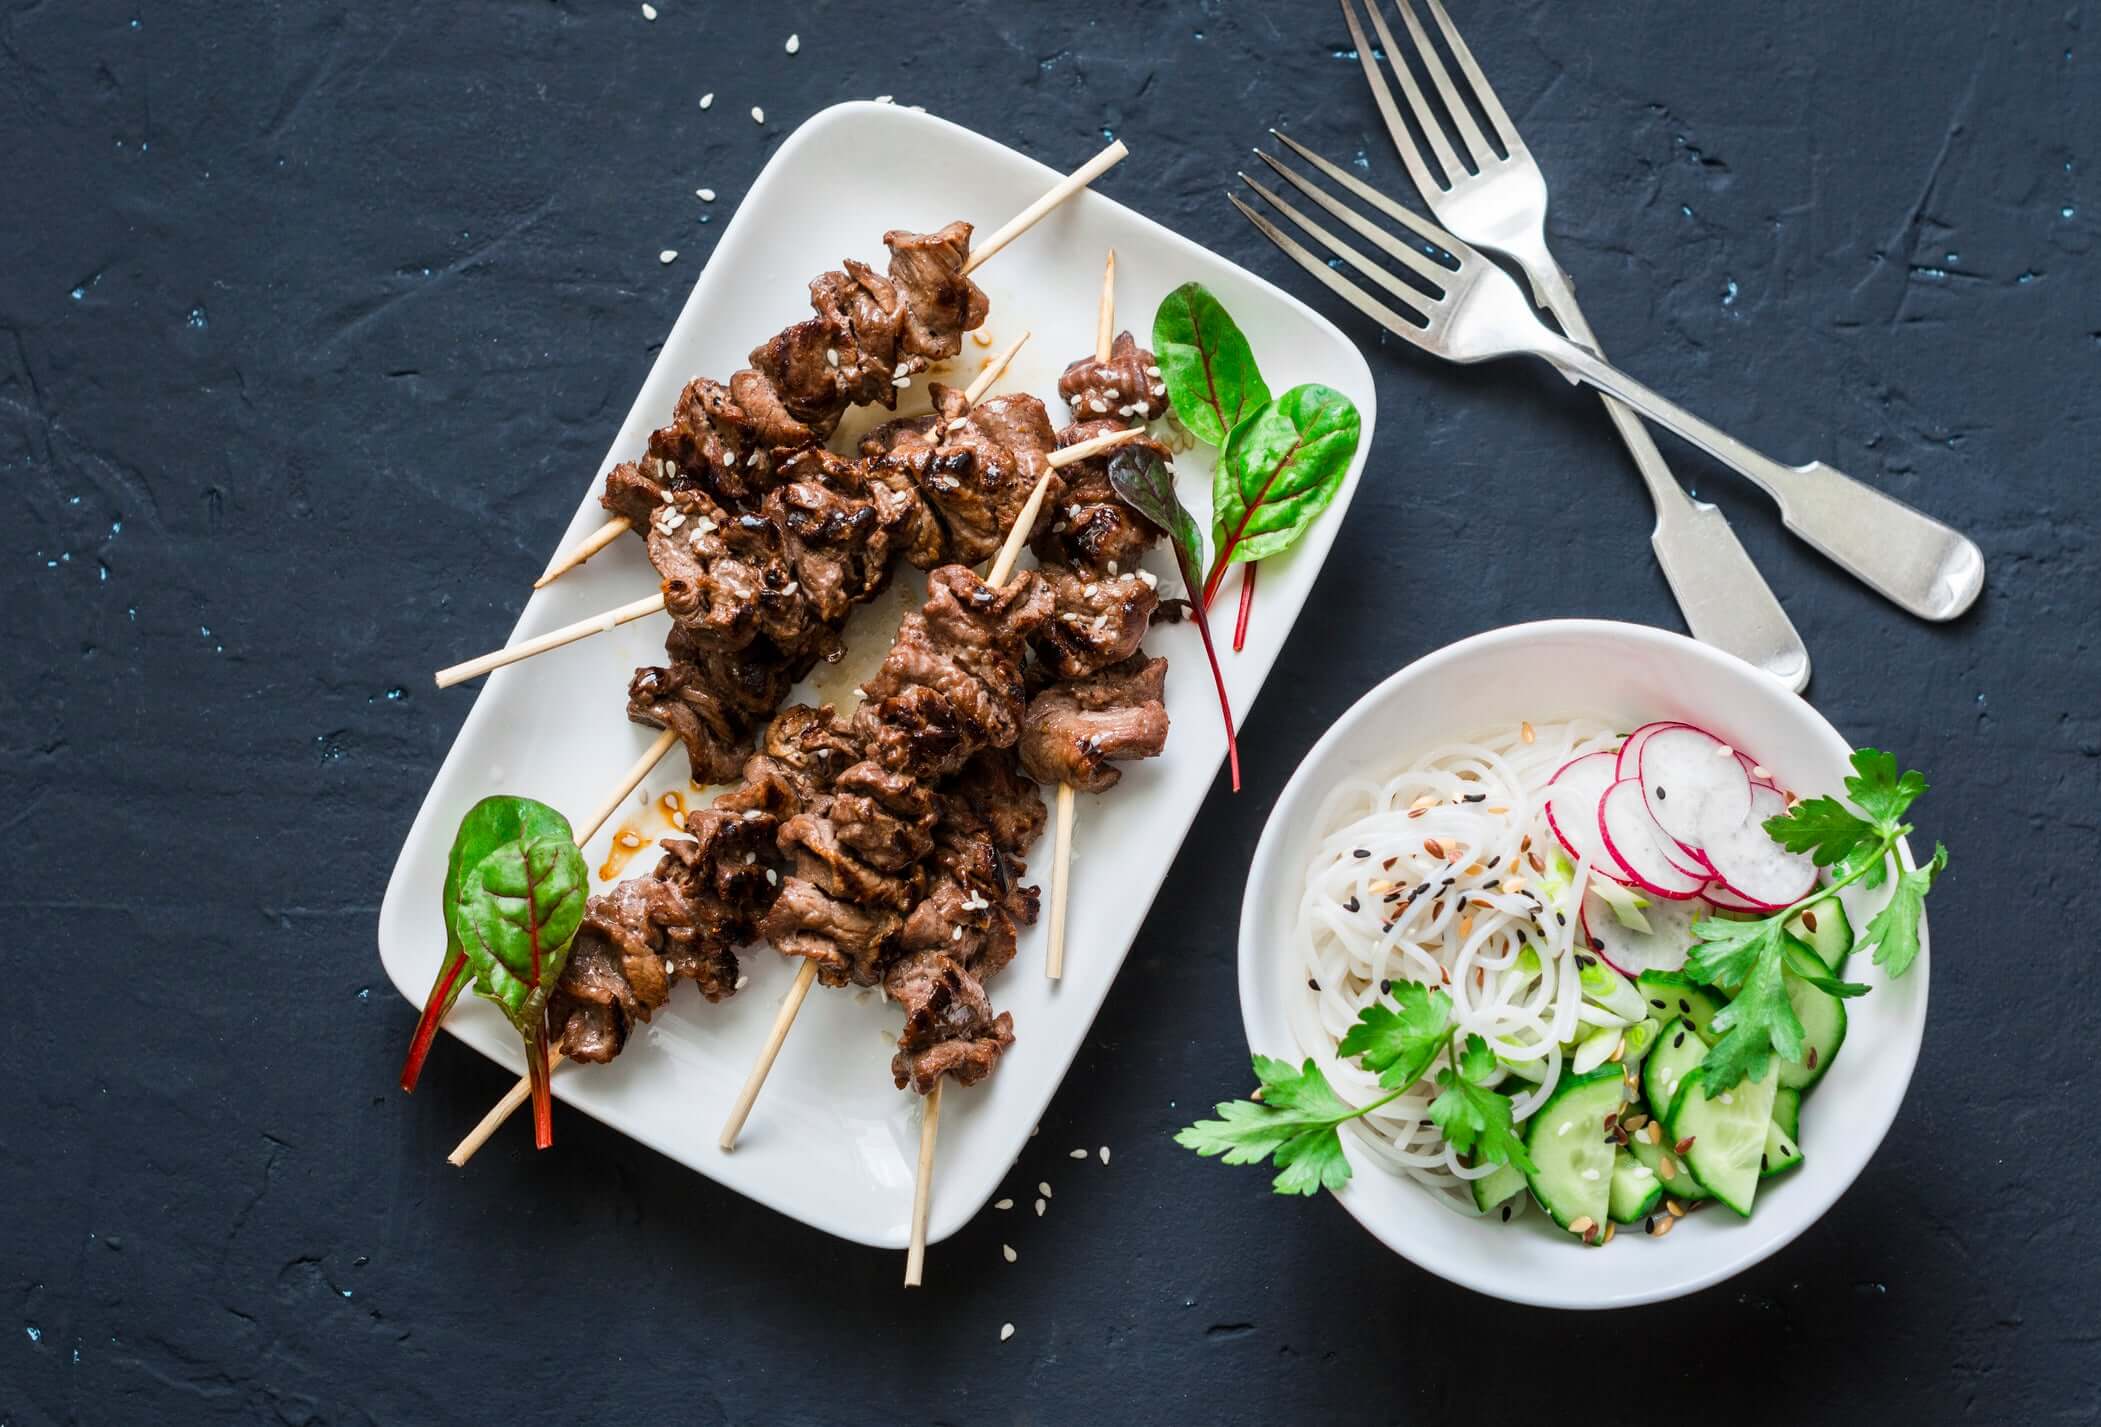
[1336,0,1809,688]
[1233,147,1986,630]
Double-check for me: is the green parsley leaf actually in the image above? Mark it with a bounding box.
[1843,748,1929,829]
[1336,982,1452,1090]
[1699,937,1804,1092]
[1427,1035,1534,1174]
[1174,1055,1364,1196]
[1761,794,1876,869]
[1860,842,1946,978]
[1685,914,1782,996]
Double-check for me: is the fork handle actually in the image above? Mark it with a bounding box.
[1536,335,1986,622]
[1526,266,1809,689]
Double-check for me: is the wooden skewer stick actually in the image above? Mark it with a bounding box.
[435,591,666,689]
[902,1078,942,1287]
[961,140,1125,277]
[454,339,1044,1165]
[901,425,1081,1283]
[534,513,633,589]
[527,138,1127,593]
[1045,250,1119,982]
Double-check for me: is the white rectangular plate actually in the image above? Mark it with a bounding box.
[378,101,1376,1248]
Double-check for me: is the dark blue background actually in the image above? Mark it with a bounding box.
[5,1,2095,1422]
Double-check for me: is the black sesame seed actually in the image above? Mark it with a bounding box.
[1672,1030,1686,1048]
[1590,938,1605,952]
[1501,1205,1513,1223]
[1342,896,1360,914]
[1307,978,1321,992]
[1484,856,1501,869]
[1555,912,1567,926]
[1463,792,1486,803]
[1761,1154,1770,1171]
[1649,998,1667,1010]
[1678,998,1692,1014]
[1644,1216,1655,1234]
[1352,848,1370,859]
[1655,785,1667,801]
[1379,978,1393,994]
[1575,954,1595,969]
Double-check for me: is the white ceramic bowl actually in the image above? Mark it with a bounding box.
[1237,620,1929,1308]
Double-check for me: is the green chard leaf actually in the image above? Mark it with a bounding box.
[1860,842,1946,978]
[1337,982,1452,1090]
[452,832,590,1033]
[1426,1035,1533,1174]
[1210,383,1361,578]
[1151,281,1270,446]
[403,795,578,1093]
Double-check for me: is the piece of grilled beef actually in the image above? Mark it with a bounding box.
[1020,653,1170,794]
[1057,329,1170,426]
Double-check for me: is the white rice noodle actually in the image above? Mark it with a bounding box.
[1288,717,1622,1214]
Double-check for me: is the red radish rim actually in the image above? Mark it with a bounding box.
[1545,751,1635,888]
[1596,779,1704,900]
[1615,721,1693,782]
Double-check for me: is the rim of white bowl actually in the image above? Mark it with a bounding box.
[1235,619,1928,1309]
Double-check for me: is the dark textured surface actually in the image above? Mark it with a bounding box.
[4,0,2097,1421]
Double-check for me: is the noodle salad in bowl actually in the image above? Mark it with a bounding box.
[1191,622,1944,1307]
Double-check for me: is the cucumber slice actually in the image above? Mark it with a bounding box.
[1665,1063,1780,1216]
[1641,1018,1707,1117]
[1773,1086,1802,1140]
[1521,1069,1626,1241]
[1763,1086,1804,1179]
[1636,971,1727,1044]
[1608,1150,1664,1224]
[1787,898,1853,973]
[1626,1114,1706,1203]
[1620,1016,1662,1076]
[1470,1159,1528,1215]
[1777,939,1847,1091]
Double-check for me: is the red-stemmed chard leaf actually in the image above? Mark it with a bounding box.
[451,829,589,1148]
[1202,383,1361,608]
[1151,281,1270,447]
[1109,449,1241,792]
[401,796,576,1094]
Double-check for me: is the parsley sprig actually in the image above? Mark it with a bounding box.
[1686,748,1947,1091]
[1175,983,1535,1196]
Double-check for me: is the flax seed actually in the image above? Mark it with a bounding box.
[1675,1136,1695,1155]
[1652,1214,1676,1237]
[1568,1216,1595,1236]
[1521,721,1536,744]
[1665,1199,1686,1217]
[1422,838,1446,859]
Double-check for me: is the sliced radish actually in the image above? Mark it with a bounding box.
[1544,752,1631,886]
[1615,721,1691,783]
[1638,725,1754,853]
[1699,783,1816,910]
[1701,881,1767,914]
[1579,894,1699,977]
[1597,779,1707,899]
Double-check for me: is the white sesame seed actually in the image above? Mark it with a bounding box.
[971,329,993,347]
[735,973,750,991]
[1069,1148,1087,1160]
[1715,743,1734,758]
[750,106,765,124]
[999,1323,1015,1342]
[742,808,761,820]
[1082,583,1098,598]
[874,94,894,104]
[1001,1243,1016,1263]
[994,1198,1012,1210]
[1580,1168,1600,1181]
[1751,764,1770,779]
[696,187,716,201]
[1106,561,1118,575]
[893,373,912,387]
[825,348,838,366]
[1099,1146,1111,1164]
[662,957,674,976]
[765,868,778,885]
[1556,1121,1572,1137]
[1719,1091,1734,1105]
[1145,364,1162,377]
[1137,569,1158,589]
[640,2,656,18]
[952,926,962,941]
[784,32,800,53]
[1039,1181,1053,1196]
[1104,388,1120,400]
[1033,1198,1045,1216]
[699,92,714,109]
[658,248,678,264]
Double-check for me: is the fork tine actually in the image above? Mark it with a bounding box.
[1422,0,1521,155]
[1251,150,1454,289]
[1236,172,1441,322]
[1268,129,1469,260]
[1389,0,1498,171]
[1336,0,1444,197]
[1354,0,1466,188]
[1227,193,1431,347]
